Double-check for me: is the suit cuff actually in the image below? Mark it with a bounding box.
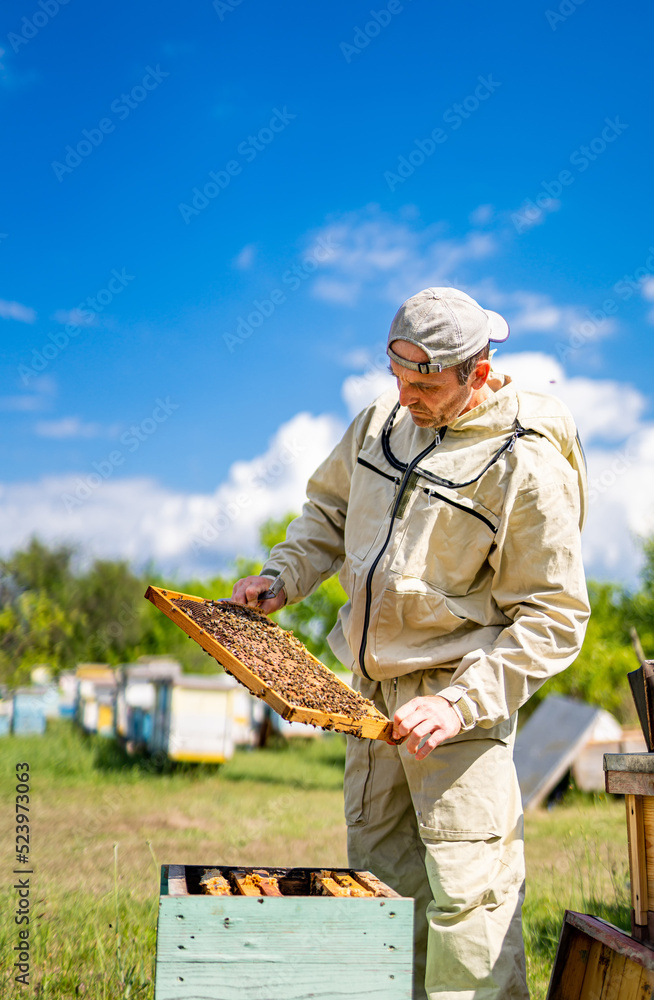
[438,686,478,731]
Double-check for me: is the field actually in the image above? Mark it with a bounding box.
[0,722,631,1000]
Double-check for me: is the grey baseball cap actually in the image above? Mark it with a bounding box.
[387,287,510,374]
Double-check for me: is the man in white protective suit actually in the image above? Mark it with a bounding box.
[230,287,590,1000]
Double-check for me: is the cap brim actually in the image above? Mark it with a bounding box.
[486,310,510,343]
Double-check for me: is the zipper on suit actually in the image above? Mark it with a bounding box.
[357,429,445,680]
[420,488,497,533]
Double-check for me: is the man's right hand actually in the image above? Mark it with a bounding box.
[229,575,286,615]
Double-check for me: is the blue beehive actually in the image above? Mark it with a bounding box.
[12,689,47,735]
[116,659,181,750]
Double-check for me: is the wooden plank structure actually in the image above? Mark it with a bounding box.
[155,864,413,1000]
[605,752,654,942]
[145,586,396,741]
[546,911,654,998]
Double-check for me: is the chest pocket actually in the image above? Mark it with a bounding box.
[344,450,400,562]
[390,484,499,594]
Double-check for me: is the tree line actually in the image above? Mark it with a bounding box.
[1,519,652,723]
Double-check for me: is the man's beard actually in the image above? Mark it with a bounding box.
[406,386,473,428]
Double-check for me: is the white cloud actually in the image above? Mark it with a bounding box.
[471,282,617,341]
[0,412,345,577]
[583,431,654,584]
[341,347,376,369]
[0,299,36,323]
[2,355,654,587]
[52,308,96,327]
[34,417,113,439]
[342,369,395,419]
[311,279,360,306]
[641,278,654,324]
[306,207,618,349]
[308,206,496,308]
[508,300,561,332]
[0,377,56,413]
[497,352,646,443]
[494,351,654,582]
[506,196,561,232]
[469,204,494,226]
[0,395,45,413]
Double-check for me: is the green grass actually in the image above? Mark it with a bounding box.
[523,794,630,999]
[0,722,631,999]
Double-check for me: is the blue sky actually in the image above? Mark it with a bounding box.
[1,0,654,583]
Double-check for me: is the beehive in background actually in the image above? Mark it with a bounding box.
[75,664,117,736]
[150,673,241,763]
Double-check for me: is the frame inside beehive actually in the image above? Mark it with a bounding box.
[164,864,401,899]
[145,586,395,741]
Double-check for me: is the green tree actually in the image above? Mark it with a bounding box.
[3,524,653,719]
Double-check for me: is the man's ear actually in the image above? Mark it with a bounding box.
[470,359,491,389]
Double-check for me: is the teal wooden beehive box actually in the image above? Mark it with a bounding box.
[155,864,414,1000]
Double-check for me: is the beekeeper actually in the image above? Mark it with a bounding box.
[231,287,590,1000]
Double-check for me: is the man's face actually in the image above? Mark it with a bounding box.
[388,340,475,428]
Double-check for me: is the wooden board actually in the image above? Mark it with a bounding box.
[626,796,649,925]
[644,798,654,911]
[145,585,395,741]
[604,752,654,773]
[547,910,654,999]
[605,752,654,796]
[166,865,188,897]
[155,893,413,1000]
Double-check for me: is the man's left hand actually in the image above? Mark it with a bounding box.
[393,696,462,760]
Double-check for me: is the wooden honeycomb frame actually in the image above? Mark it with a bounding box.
[144,586,395,741]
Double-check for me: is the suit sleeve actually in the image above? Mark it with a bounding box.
[439,477,590,728]
[260,413,365,605]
